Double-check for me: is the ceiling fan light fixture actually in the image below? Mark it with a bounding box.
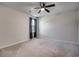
[41,8,44,11]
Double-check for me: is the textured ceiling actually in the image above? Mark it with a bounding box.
[0,2,79,17]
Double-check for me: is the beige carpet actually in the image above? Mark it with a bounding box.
[0,38,79,57]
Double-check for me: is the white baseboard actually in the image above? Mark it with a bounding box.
[0,38,79,50]
[39,37,79,45]
[0,39,29,49]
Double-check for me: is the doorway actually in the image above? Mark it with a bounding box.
[29,17,37,39]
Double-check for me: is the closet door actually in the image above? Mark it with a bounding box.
[34,19,37,38]
[29,17,32,39]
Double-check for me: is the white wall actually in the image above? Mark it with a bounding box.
[0,6,29,48]
[39,11,78,43]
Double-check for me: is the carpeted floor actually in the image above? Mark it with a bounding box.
[0,38,79,57]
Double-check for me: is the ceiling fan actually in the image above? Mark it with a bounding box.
[34,2,55,13]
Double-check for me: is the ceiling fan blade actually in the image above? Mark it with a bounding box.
[43,2,45,7]
[34,7,40,9]
[45,9,50,13]
[45,4,55,8]
[38,10,41,13]
[40,2,43,8]
[40,2,41,6]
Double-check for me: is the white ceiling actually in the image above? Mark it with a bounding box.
[0,2,79,17]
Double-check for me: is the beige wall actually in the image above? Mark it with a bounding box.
[39,11,78,43]
[0,6,29,48]
[77,9,79,45]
